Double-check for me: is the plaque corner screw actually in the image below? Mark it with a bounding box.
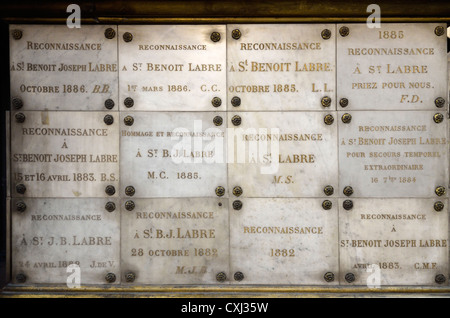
[343,186,354,197]
[210,31,221,42]
[125,185,136,197]
[345,272,355,283]
[434,26,445,36]
[104,27,116,39]
[125,272,136,283]
[11,29,22,40]
[104,99,115,110]
[125,200,135,211]
[339,26,350,37]
[434,201,444,212]
[231,96,241,107]
[105,201,116,212]
[433,113,444,124]
[321,29,331,40]
[232,200,243,210]
[339,98,349,108]
[123,32,133,42]
[324,114,334,125]
[231,115,242,126]
[211,97,222,107]
[15,112,26,123]
[322,200,332,210]
[105,185,116,196]
[435,186,446,197]
[343,199,353,211]
[103,114,114,125]
[216,272,227,282]
[215,186,225,197]
[341,113,352,124]
[12,97,23,109]
[434,97,445,108]
[16,273,27,283]
[124,97,134,108]
[231,29,241,40]
[435,274,446,284]
[16,201,27,213]
[324,185,334,196]
[321,96,332,108]
[16,183,26,194]
[124,115,134,126]
[105,272,116,283]
[324,272,335,282]
[213,116,223,126]
[234,271,244,281]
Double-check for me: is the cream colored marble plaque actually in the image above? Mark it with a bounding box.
[9,25,118,111]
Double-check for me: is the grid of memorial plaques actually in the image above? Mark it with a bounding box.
[8,23,448,286]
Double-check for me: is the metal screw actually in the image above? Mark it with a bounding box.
[341,113,352,124]
[104,99,115,109]
[324,114,334,125]
[324,185,334,196]
[321,96,331,107]
[125,200,135,211]
[104,28,116,39]
[321,29,331,40]
[435,186,446,197]
[232,186,243,197]
[16,273,26,283]
[125,272,136,283]
[15,112,25,123]
[11,29,22,40]
[343,200,353,211]
[124,115,134,126]
[339,98,349,108]
[105,185,116,196]
[433,113,444,124]
[435,97,445,108]
[16,184,26,194]
[343,186,354,197]
[123,32,133,42]
[231,115,241,126]
[231,29,241,40]
[215,186,225,197]
[125,185,135,197]
[434,26,445,36]
[234,272,244,281]
[104,114,114,125]
[105,202,116,212]
[216,272,227,282]
[210,31,221,42]
[322,200,332,210]
[16,201,27,213]
[435,274,446,284]
[213,116,223,126]
[339,26,350,37]
[434,201,444,212]
[324,272,335,282]
[231,96,241,107]
[345,273,355,283]
[105,273,116,283]
[124,97,134,108]
[233,200,243,210]
[12,98,23,109]
[211,97,222,107]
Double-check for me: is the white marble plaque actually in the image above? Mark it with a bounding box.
[10,25,118,111]
[11,111,119,197]
[227,24,336,111]
[121,198,229,284]
[339,198,448,286]
[230,198,338,284]
[337,23,447,110]
[120,112,227,198]
[12,198,120,284]
[228,112,338,197]
[339,111,448,198]
[119,25,226,111]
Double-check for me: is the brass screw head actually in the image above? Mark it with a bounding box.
[232,186,243,197]
[435,274,446,284]
[339,98,349,108]
[210,31,221,42]
[343,200,353,211]
[211,97,222,107]
[435,97,445,108]
[124,115,134,126]
[124,97,134,108]
[231,96,241,107]
[341,113,352,124]
[213,116,223,126]
[16,201,27,213]
[321,96,331,107]
[324,114,334,125]
[125,200,135,211]
[105,185,116,196]
[434,26,445,36]
[345,272,355,283]
[215,186,225,197]
[15,112,26,123]
[433,113,444,124]
[11,29,22,40]
[234,271,244,281]
[216,272,227,282]
[323,185,334,196]
[125,186,135,197]
[233,200,243,210]
[104,28,116,39]
[435,186,446,196]
[231,29,241,40]
[324,272,335,282]
[105,272,116,283]
[231,115,242,126]
[343,186,354,197]
[103,114,114,125]
[322,200,332,210]
[321,29,331,40]
[12,98,23,109]
[16,184,26,194]
[104,99,115,109]
[105,202,116,212]
[434,201,444,212]
[339,26,350,37]
[16,273,26,283]
[125,272,136,283]
[123,32,133,42]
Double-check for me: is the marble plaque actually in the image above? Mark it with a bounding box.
[119,25,226,111]
[339,198,448,286]
[120,112,227,198]
[11,111,119,198]
[227,24,336,111]
[121,198,229,284]
[230,198,338,284]
[228,112,338,197]
[339,111,448,198]
[337,23,447,110]
[12,198,120,284]
[9,25,118,111]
